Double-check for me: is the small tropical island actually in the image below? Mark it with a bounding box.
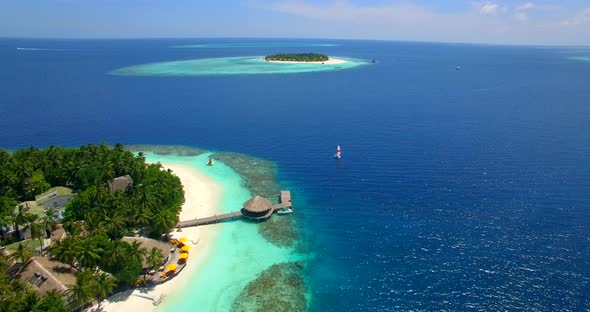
[265,53,329,62]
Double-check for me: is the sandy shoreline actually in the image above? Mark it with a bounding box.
[265,57,347,64]
[95,162,222,312]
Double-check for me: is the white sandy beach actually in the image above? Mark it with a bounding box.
[94,163,222,312]
[265,57,347,64]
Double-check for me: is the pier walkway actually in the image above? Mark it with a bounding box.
[177,211,243,227]
[177,191,292,228]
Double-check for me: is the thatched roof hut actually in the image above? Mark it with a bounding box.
[108,175,133,192]
[15,256,76,295]
[241,196,273,220]
[121,237,170,268]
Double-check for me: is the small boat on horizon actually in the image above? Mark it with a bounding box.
[334,145,342,159]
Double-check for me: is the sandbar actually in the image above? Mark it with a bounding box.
[94,163,222,312]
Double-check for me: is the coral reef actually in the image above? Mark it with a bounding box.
[232,263,307,312]
[211,152,298,247]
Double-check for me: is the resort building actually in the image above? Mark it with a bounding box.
[241,196,273,220]
[12,256,76,296]
[38,194,74,211]
[108,175,134,193]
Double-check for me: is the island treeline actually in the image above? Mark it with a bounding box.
[0,143,184,310]
[265,53,329,62]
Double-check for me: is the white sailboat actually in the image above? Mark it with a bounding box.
[334,145,342,159]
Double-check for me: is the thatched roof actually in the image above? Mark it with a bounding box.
[50,224,66,242]
[108,175,133,192]
[17,256,76,295]
[121,236,170,268]
[243,196,272,213]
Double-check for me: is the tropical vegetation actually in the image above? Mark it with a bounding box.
[264,53,329,62]
[0,256,69,312]
[0,143,185,309]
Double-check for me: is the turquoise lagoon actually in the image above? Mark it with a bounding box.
[111,56,368,76]
[142,152,305,311]
[571,56,590,62]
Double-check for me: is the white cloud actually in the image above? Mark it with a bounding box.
[268,0,590,45]
[479,2,499,15]
[512,2,560,22]
[514,12,529,22]
[516,2,536,11]
[563,8,590,25]
[515,2,559,12]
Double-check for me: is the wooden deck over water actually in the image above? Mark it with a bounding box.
[177,191,292,228]
[177,211,243,227]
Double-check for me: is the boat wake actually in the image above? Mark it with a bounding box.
[16,47,64,51]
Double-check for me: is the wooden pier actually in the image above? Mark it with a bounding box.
[177,191,292,228]
[177,211,243,227]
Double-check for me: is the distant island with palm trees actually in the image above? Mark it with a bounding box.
[264,53,329,62]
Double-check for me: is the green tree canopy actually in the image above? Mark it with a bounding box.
[264,53,329,62]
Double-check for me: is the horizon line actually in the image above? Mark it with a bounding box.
[1,36,589,48]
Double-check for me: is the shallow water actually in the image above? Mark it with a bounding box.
[142,152,303,311]
[111,56,368,76]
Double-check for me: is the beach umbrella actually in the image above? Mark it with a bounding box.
[179,237,188,243]
[181,245,191,252]
[166,263,178,271]
[179,253,189,260]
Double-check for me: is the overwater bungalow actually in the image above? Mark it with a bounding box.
[241,196,273,220]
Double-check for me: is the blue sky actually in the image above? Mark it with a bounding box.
[1,0,589,45]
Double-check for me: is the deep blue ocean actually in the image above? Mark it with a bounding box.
[1,38,590,311]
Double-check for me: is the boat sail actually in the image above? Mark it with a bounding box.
[334,145,342,159]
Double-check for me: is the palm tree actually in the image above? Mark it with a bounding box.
[93,273,117,309]
[23,291,40,311]
[135,188,157,211]
[153,210,176,236]
[65,271,94,310]
[77,243,103,270]
[27,216,46,254]
[12,204,30,240]
[62,160,78,186]
[146,247,165,268]
[14,161,32,181]
[0,213,12,240]
[40,209,58,238]
[133,207,153,228]
[107,244,127,267]
[145,247,165,278]
[63,220,84,237]
[129,241,148,265]
[98,211,127,239]
[50,238,79,270]
[10,243,32,264]
[10,243,33,277]
[33,290,69,312]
